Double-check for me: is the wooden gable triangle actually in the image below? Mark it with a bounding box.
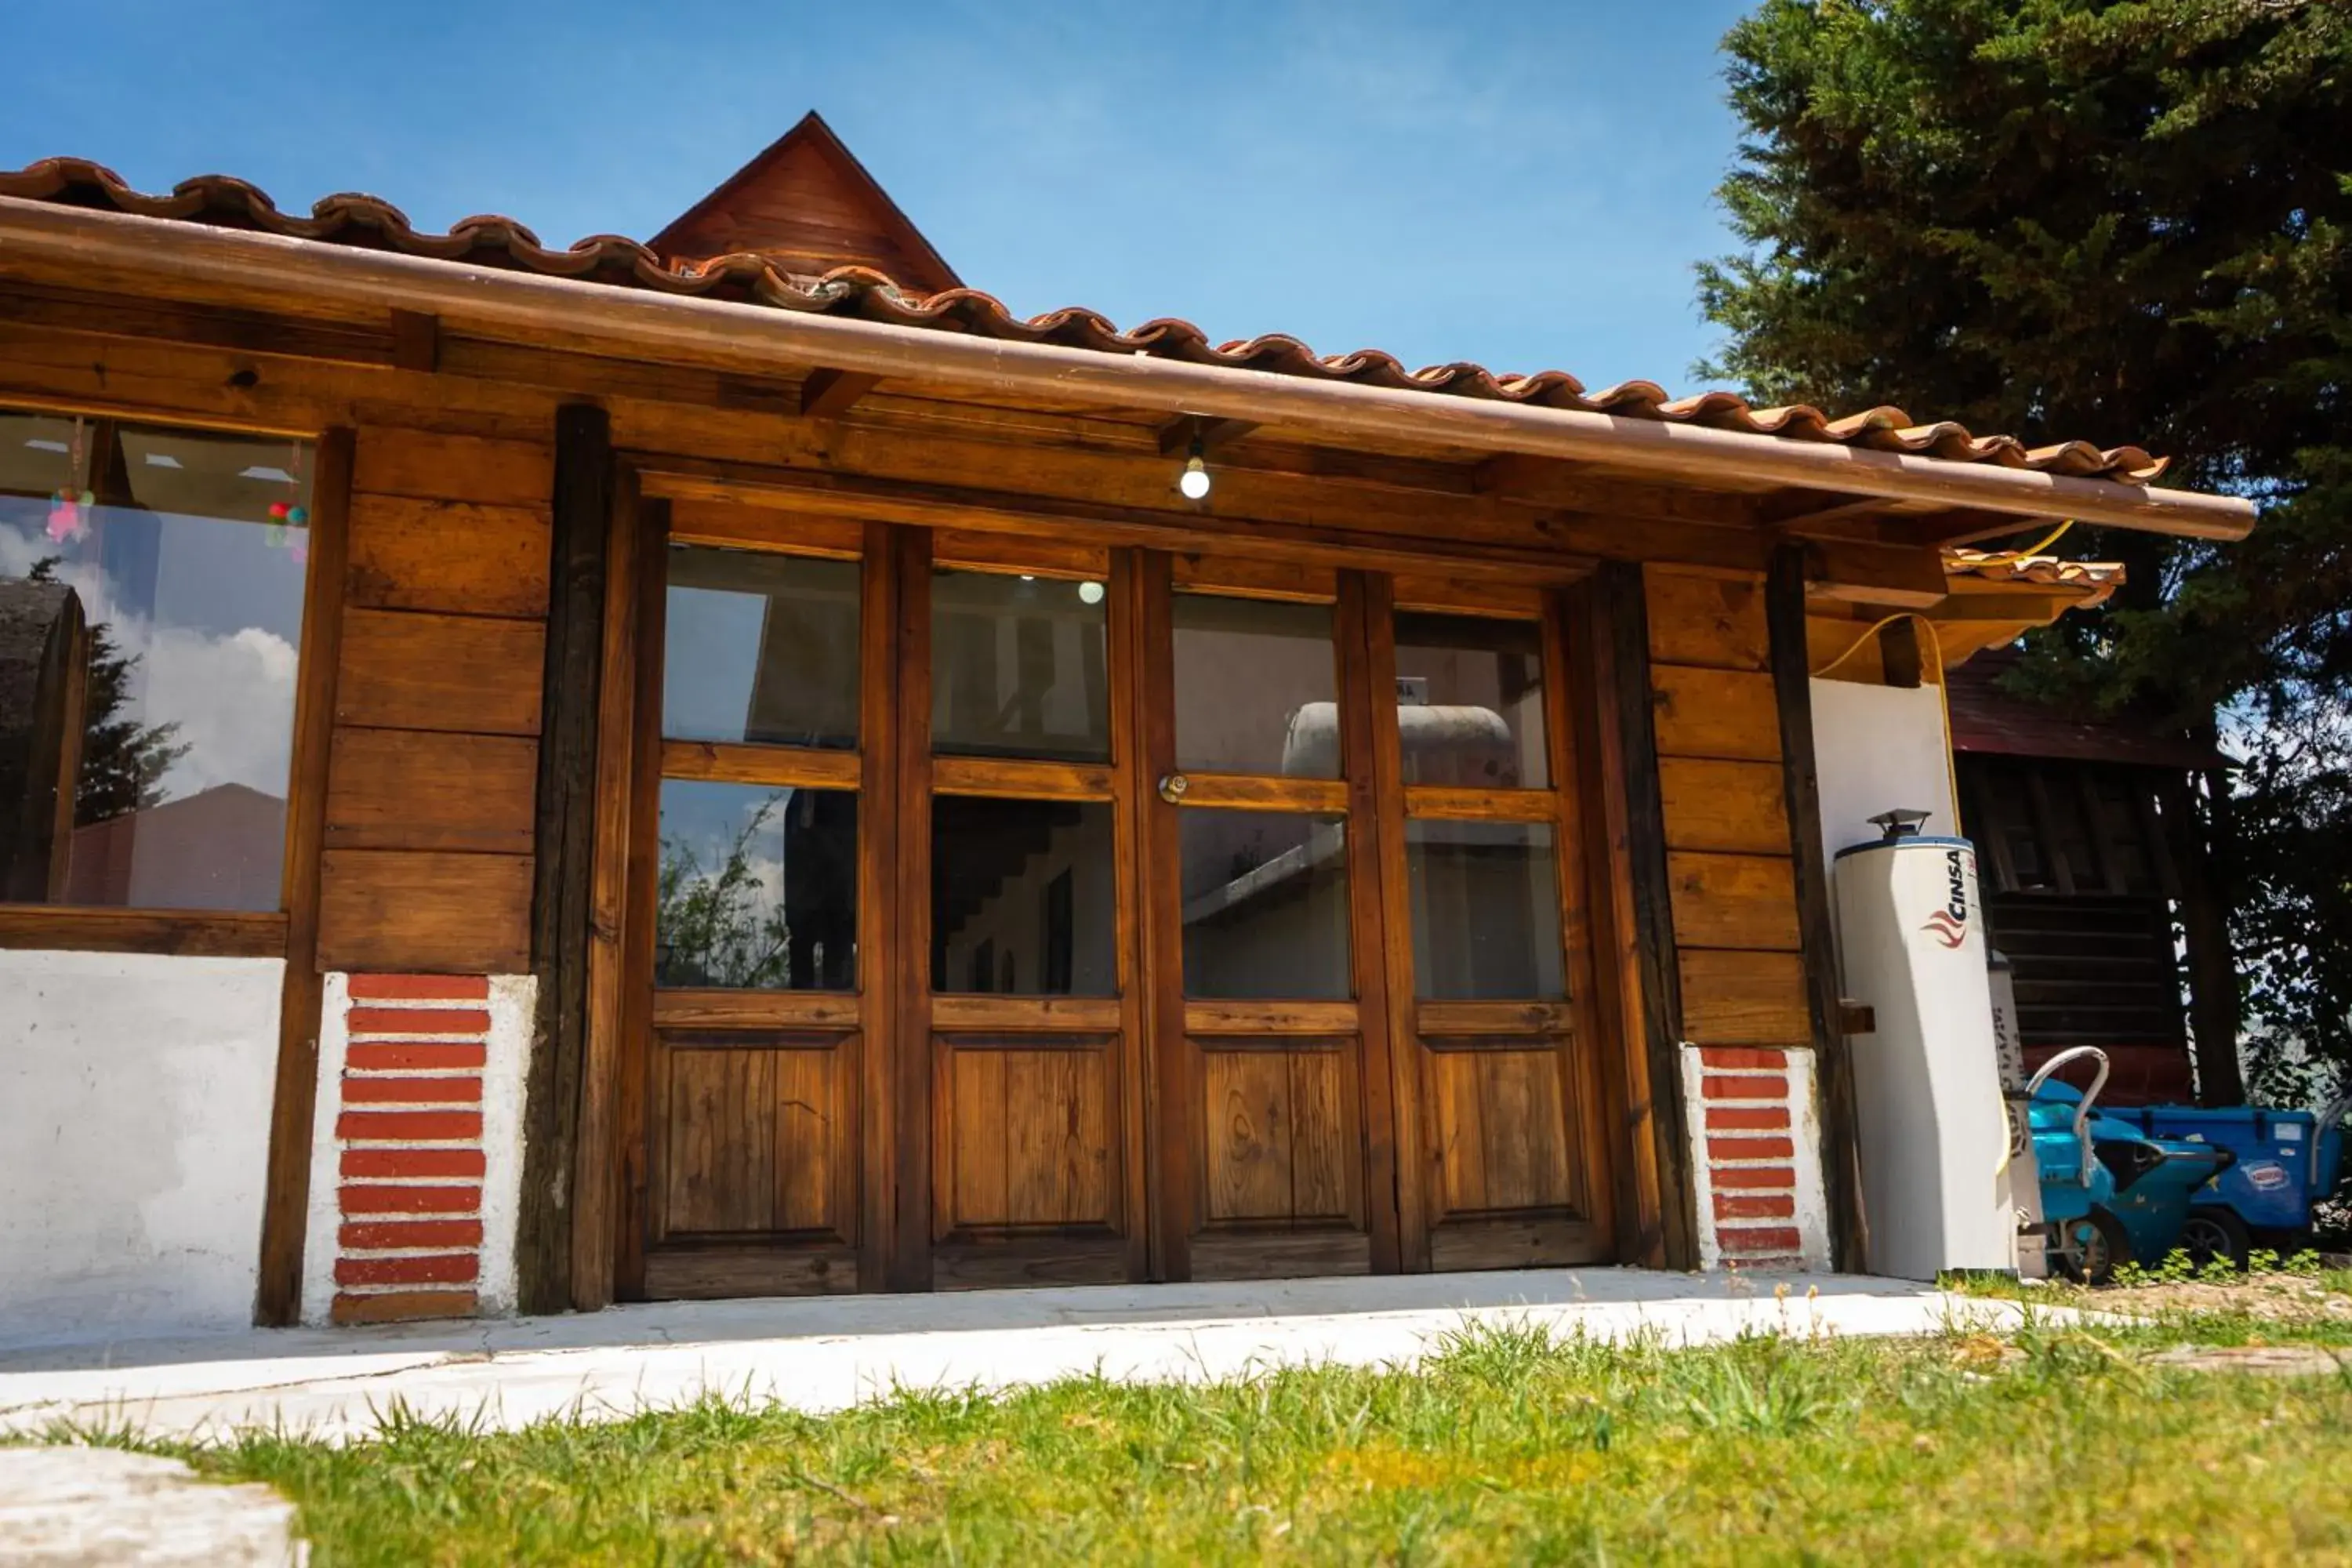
[650,111,960,292]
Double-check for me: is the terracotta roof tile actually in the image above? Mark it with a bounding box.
[0,157,2170,484]
[1944,548,2128,607]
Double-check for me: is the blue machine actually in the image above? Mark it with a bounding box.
[2096,1097,2347,1263]
[2024,1048,2239,1283]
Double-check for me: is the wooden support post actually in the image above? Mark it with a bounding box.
[571,451,645,1312]
[517,404,611,1313]
[1583,561,1697,1271]
[253,426,354,1327]
[1878,618,1923,689]
[1766,543,1869,1272]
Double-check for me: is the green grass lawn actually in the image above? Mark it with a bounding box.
[51,1294,2352,1566]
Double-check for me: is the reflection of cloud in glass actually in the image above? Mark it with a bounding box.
[1,506,302,805]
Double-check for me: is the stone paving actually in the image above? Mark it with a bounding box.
[0,1448,300,1566]
[0,1269,2044,1447]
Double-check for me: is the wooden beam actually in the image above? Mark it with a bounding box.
[571,462,644,1312]
[799,367,880,418]
[1766,543,1870,1273]
[388,308,440,374]
[1156,413,1260,457]
[1803,539,1951,608]
[1879,618,1923,688]
[1896,510,2067,549]
[254,426,354,1326]
[0,195,2254,541]
[1594,561,1697,1271]
[517,403,609,1315]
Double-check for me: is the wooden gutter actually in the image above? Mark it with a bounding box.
[0,196,2256,542]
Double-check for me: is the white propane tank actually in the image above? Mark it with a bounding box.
[1834,813,2017,1279]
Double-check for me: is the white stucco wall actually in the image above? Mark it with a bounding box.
[1809,677,1960,859]
[0,949,281,1348]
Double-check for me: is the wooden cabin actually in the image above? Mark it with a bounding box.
[0,114,2256,1334]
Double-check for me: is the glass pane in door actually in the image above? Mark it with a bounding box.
[655,780,858,990]
[1403,819,1564,1000]
[1171,593,1339,777]
[1392,612,1548,788]
[931,796,1118,994]
[931,569,1112,762]
[1178,808,1351,1000]
[663,546,861,748]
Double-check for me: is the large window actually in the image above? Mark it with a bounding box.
[0,411,312,912]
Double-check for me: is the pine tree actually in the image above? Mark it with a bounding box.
[27,557,186,822]
[1698,0,2352,1094]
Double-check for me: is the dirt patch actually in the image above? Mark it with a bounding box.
[2147,1344,2351,1376]
[2095,1274,2352,1325]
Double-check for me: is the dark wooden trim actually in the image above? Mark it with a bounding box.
[1588,561,1697,1270]
[887,524,936,1290]
[1766,543,1868,1271]
[611,495,669,1301]
[857,519,902,1290]
[254,424,353,1326]
[570,462,645,1311]
[1105,549,1153,1282]
[517,404,610,1315]
[0,905,288,956]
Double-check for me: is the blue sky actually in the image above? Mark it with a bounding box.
[2,2,1755,394]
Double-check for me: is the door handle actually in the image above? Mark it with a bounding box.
[1158,773,1189,804]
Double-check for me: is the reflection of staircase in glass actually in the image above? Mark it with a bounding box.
[931,795,1073,991]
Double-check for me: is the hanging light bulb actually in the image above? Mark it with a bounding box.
[1178,437,1211,500]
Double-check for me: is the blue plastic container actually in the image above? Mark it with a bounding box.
[2100,1102,2346,1238]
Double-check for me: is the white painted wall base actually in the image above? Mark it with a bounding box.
[0,950,281,1348]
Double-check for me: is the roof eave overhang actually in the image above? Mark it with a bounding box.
[0,197,2257,543]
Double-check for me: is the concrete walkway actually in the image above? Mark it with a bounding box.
[0,1270,2048,1446]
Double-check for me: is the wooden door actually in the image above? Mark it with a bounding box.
[1372,577,1615,1271]
[911,531,1150,1288]
[1141,557,1401,1279]
[622,509,894,1299]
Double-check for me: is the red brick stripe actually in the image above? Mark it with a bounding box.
[336,1253,479,1287]
[347,1042,487,1073]
[339,1183,481,1214]
[1718,1225,1803,1255]
[1712,1165,1798,1190]
[339,1218,485,1251]
[332,1290,478,1325]
[1709,1135,1795,1162]
[1702,1075,1788,1101]
[341,1076,483,1105]
[341,1147,485,1179]
[1715,1192,1796,1221]
[336,1109,481,1142]
[1699,1047,1787,1072]
[347,1007,491,1036]
[347,975,491,1002]
[1705,1105,1791,1131]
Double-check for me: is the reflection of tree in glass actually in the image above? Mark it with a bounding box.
[656,790,792,989]
[30,557,187,822]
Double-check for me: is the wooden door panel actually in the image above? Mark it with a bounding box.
[932,1033,1128,1288]
[1200,1043,1356,1225]
[1425,1042,1576,1216]
[641,1030,861,1298]
[941,1038,1118,1227]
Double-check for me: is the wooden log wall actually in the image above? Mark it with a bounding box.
[1643,568,1811,1051]
[317,427,554,975]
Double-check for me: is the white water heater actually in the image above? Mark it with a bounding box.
[1834,820,2016,1279]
